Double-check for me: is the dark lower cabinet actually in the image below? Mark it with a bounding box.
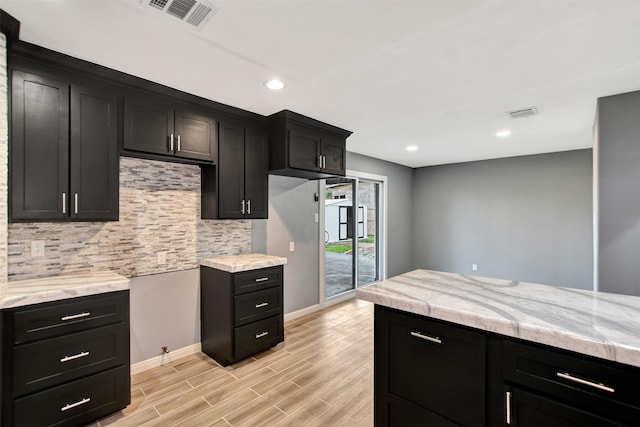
[10,63,119,222]
[374,305,640,427]
[200,265,283,366]
[1,291,131,427]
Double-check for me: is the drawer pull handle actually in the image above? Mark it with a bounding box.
[410,331,442,344]
[506,391,512,424]
[61,312,91,321]
[61,397,91,412]
[255,277,269,283]
[255,302,269,308]
[60,351,90,363]
[256,331,269,339]
[556,371,615,393]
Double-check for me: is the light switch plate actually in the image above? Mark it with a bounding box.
[31,240,45,257]
[157,251,167,265]
[289,242,295,252]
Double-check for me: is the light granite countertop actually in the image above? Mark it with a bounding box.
[1,271,130,309]
[356,269,640,368]
[201,253,287,273]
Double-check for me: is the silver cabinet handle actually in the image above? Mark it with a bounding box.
[255,277,269,283]
[241,199,245,214]
[322,155,326,168]
[318,155,323,168]
[556,371,615,393]
[61,312,91,321]
[74,193,78,214]
[247,199,251,215]
[410,331,442,344]
[256,331,269,339]
[177,134,181,151]
[60,351,90,363]
[255,302,269,308]
[61,397,90,412]
[170,133,175,151]
[506,391,512,424]
[62,192,66,214]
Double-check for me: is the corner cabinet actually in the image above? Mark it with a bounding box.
[374,306,640,427]
[10,65,119,222]
[0,291,131,427]
[123,94,217,163]
[267,110,352,179]
[200,265,283,365]
[201,120,268,219]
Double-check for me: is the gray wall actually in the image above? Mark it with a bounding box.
[130,269,200,363]
[252,176,321,313]
[412,150,594,289]
[597,91,640,296]
[346,152,414,277]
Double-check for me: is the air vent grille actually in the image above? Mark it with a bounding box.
[142,0,218,29]
[506,107,539,119]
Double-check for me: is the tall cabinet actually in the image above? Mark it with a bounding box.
[201,120,268,219]
[596,90,640,296]
[10,63,119,222]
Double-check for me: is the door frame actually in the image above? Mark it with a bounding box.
[319,170,388,308]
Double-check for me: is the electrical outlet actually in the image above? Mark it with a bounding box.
[289,242,295,252]
[472,263,478,271]
[31,240,45,257]
[157,251,167,265]
[314,213,319,223]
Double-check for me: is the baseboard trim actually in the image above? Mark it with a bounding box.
[284,304,321,322]
[131,342,202,375]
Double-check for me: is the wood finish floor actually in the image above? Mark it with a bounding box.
[92,298,374,427]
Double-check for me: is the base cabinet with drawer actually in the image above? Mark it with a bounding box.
[200,265,284,366]
[374,305,640,427]
[0,291,131,427]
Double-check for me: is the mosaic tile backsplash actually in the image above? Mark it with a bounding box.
[0,35,8,293]
[8,157,251,280]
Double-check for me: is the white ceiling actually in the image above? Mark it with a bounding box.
[3,0,640,168]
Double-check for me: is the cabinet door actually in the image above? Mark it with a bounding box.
[288,125,320,171]
[244,127,268,219]
[174,107,217,162]
[11,70,69,221]
[320,133,346,175]
[506,387,625,427]
[123,95,174,156]
[218,121,246,219]
[70,84,119,220]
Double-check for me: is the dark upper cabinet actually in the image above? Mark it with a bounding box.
[10,68,118,222]
[268,110,352,179]
[124,95,217,163]
[201,120,268,219]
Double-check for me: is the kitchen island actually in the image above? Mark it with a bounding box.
[357,269,640,426]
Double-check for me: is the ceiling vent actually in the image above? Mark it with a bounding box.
[506,107,539,119]
[142,0,219,29]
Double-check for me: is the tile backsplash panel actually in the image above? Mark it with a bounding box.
[0,34,8,294]
[8,157,251,281]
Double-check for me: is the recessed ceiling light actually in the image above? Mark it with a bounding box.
[264,79,285,90]
[496,129,512,138]
[406,145,418,152]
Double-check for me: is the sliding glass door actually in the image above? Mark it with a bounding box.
[324,175,383,299]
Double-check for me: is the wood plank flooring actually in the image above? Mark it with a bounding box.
[92,298,374,427]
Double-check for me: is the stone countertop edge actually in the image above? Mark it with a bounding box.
[200,253,288,273]
[356,269,640,369]
[1,271,130,309]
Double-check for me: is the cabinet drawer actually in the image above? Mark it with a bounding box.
[233,267,282,295]
[13,323,128,397]
[14,366,129,427]
[234,287,282,326]
[503,340,640,409]
[383,310,486,427]
[11,291,128,344]
[234,315,283,360]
